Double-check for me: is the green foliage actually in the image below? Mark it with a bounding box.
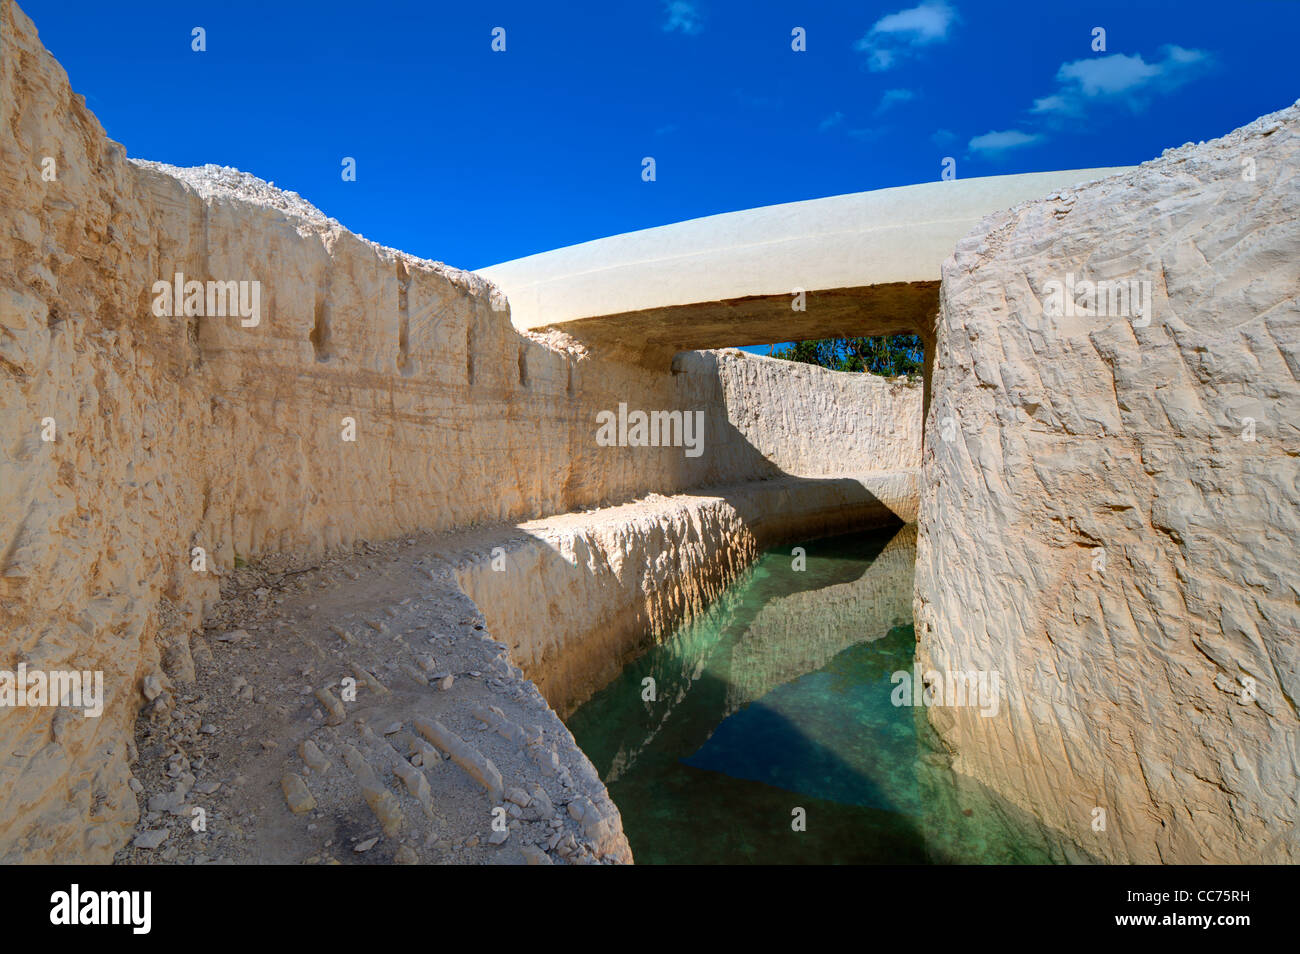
[770,335,924,378]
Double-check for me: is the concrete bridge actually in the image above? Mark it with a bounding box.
[480,168,1132,367]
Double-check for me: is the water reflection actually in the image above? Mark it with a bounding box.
[567,524,1086,864]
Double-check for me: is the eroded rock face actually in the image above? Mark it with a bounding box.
[916,102,1300,863]
[0,2,921,862]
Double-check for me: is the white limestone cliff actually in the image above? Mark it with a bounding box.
[915,102,1300,864]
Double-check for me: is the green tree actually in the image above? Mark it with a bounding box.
[771,334,923,378]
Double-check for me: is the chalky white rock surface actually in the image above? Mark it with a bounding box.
[915,101,1300,864]
[0,1,919,862]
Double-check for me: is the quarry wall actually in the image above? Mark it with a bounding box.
[915,102,1300,864]
[0,2,919,861]
[9,0,1294,869]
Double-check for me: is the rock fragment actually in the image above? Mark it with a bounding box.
[414,719,502,801]
[394,845,419,865]
[313,687,346,725]
[521,845,552,865]
[341,744,404,836]
[132,830,169,850]
[281,773,316,814]
[300,739,331,773]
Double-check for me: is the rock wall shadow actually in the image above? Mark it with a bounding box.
[564,525,1094,863]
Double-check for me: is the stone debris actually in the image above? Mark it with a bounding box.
[415,719,503,802]
[130,160,344,228]
[393,760,435,819]
[496,720,530,747]
[351,664,390,696]
[314,687,346,726]
[329,624,358,646]
[299,740,331,773]
[132,830,169,850]
[141,675,164,701]
[281,774,316,814]
[147,791,188,816]
[528,784,555,820]
[340,744,405,837]
[521,845,552,865]
[409,736,443,769]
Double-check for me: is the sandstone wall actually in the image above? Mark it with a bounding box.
[0,2,920,861]
[915,102,1300,863]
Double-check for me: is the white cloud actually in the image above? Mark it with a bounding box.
[968,129,1043,156]
[966,43,1214,160]
[1032,45,1213,116]
[867,49,894,71]
[854,2,957,71]
[662,1,703,36]
[1057,54,1160,97]
[871,1,955,42]
[1164,44,1210,66]
[818,111,845,132]
[876,88,916,114]
[1028,93,1071,115]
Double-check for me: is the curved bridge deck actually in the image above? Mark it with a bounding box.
[479,168,1132,366]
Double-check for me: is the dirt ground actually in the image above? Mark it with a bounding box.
[113,532,631,865]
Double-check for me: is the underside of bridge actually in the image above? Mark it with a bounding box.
[530,281,937,368]
[479,167,1131,368]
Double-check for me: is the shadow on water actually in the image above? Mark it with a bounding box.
[567,524,1089,865]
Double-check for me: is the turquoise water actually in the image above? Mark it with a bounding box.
[567,525,1069,864]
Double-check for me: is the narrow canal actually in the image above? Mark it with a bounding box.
[567,524,1064,864]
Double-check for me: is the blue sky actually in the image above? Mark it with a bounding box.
[23,0,1299,271]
